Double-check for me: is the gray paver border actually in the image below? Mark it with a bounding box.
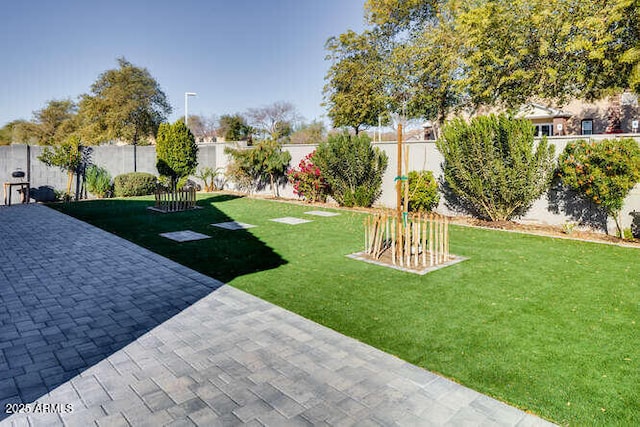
[347,252,468,275]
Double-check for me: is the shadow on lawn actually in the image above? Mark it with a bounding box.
[0,195,285,416]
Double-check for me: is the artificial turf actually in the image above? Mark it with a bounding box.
[50,193,640,425]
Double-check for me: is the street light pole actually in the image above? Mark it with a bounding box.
[184,92,197,127]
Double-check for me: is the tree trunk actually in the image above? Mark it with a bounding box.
[613,210,624,238]
[270,173,278,197]
[66,170,73,195]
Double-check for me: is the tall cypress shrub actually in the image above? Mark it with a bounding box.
[156,120,198,188]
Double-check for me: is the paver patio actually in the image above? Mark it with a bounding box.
[0,204,555,426]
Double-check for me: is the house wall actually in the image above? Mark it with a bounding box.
[3,136,640,235]
[564,97,640,135]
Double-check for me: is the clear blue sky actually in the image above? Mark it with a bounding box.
[0,0,366,128]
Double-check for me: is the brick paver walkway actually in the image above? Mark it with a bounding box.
[0,204,555,426]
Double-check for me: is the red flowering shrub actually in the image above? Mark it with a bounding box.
[287,151,330,203]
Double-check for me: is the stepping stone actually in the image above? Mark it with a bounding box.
[270,217,312,225]
[211,221,256,230]
[304,210,340,217]
[159,230,211,242]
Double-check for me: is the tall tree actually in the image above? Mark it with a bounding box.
[446,0,640,107]
[187,114,218,141]
[2,100,79,146]
[365,0,439,33]
[218,114,253,142]
[79,57,172,144]
[246,101,300,141]
[289,121,326,145]
[32,99,79,145]
[323,30,390,134]
[329,2,459,129]
[358,0,640,118]
[390,8,462,127]
[0,120,38,145]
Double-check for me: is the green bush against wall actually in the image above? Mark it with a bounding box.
[114,172,157,197]
[557,137,640,237]
[437,114,555,221]
[314,132,388,207]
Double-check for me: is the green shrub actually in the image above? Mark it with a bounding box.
[557,137,640,237]
[224,139,291,196]
[437,114,555,221]
[406,170,439,212]
[85,165,112,198]
[114,172,157,197]
[156,120,198,187]
[314,132,388,207]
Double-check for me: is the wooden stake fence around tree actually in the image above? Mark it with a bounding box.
[361,122,451,270]
[154,187,197,212]
[363,212,450,269]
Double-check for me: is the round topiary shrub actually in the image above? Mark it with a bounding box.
[114,172,157,197]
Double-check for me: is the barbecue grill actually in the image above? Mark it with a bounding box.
[3,169,30,205]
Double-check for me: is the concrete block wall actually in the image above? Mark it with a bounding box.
[3,135,640,234]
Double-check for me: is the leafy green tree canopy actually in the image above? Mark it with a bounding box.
[323,30,390,134]
[0,120,37,145]
[454,0,640,107]
[289,121,327,145]
[79,57,172,145]
[32,99,79,145]
[334,0,640,125]
[0,100,79,146]
[38,135,87,195]
[219,114,253,142]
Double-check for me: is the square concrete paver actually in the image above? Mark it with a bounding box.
[304,211,340,217]
[211,221,256,231]
[159,230,211,242]
[269,217,312,225]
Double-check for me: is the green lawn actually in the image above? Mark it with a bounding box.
[50,194,639,425]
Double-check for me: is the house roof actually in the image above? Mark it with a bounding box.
[517,103,572,120]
